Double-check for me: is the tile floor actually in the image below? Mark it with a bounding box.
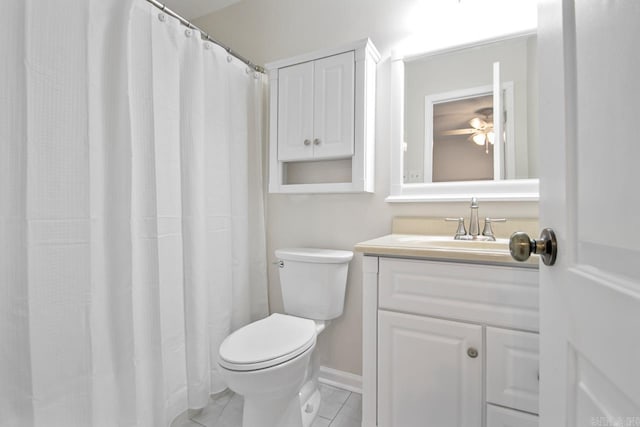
[171,383,361,427]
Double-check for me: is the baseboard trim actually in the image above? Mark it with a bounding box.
[318,366,363,394]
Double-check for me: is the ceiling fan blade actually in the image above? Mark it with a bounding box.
[441,128,476,136]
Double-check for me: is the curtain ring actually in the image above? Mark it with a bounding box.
[158,12,166,22]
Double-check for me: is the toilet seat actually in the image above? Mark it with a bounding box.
[219,313,317,371]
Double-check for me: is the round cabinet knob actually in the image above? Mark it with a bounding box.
[467,347,479,358]
[509,228,558,266]
[303,139,311,146]
[313,138,321,145]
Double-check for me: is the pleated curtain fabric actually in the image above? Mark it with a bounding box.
[0,1,269,426]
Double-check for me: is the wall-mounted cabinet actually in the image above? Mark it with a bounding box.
[278,51,354,161]
[266,39,379,193]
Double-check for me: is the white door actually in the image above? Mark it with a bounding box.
[312,51,355,159]
[377,310,482,427]
[537,1,640,425]
[277,61,313,161]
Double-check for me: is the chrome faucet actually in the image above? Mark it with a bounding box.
[445,197,506,241]
[468,197,480,238]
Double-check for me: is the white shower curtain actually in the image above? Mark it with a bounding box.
[0,1,268,426]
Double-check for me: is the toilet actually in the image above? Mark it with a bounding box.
[218,248,353,427]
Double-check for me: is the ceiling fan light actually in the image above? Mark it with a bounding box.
[472,133,486,145]
[469,117,484,129]
[487,131,495,144]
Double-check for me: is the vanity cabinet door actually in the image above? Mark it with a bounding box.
[486,327,539,414]
[487,404,538,427]
[378,310,482,427]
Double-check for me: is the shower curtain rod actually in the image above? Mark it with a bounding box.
[145,0,265,73]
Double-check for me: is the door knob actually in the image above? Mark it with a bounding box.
[304,139,311,146]
[509,228,558,266]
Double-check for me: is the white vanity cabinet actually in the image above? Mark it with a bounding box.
[362,256,540,427]
[266,39,379,193]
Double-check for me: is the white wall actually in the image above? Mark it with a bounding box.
[195,0,538,377]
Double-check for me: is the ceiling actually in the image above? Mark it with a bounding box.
[434,94,493,136]
[160,0,241,20]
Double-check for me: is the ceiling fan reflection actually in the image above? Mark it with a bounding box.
[441,107,495,154]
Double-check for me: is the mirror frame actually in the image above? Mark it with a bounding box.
[386,33,539,203]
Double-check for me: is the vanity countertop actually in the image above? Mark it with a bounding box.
[354,217,540,268]
[355,234,538,267]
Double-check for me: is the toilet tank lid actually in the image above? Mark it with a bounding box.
[275,248,353,263]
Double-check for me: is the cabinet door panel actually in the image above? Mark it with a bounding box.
[487,404,538,427]
[487,327,540,414]
[378,310,482,427]
[313,51,354,159]
[277,61,313,161]
[379,258,539,332]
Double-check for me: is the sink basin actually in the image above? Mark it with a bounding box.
[393,235,510,251]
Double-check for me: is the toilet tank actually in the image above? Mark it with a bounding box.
[275,248,353,320]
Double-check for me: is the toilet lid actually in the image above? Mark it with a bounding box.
[275,248,353,263]
[218,313,316,371]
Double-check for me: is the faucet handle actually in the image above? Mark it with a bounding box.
[482,217,507,240]
[445,217,467,239]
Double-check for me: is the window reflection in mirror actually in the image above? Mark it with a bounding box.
[403,35,537,184]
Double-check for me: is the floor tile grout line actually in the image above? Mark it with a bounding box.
[329,390,352,423]
[181,387,361,427]
[332,391,363,426]
[213,392,235,423]
[188,391,235,426]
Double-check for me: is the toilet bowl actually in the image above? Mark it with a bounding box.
[218,248,353,427]
[218,313,317,427]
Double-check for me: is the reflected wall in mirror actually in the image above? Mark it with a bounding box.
[403,35,538,184]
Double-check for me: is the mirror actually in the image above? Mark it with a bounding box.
[388,33,539,202]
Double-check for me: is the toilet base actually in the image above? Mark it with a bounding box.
[241,379,321,427]
[299,325,323,427]
[243,390,303,427]
[300,385,321,427]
